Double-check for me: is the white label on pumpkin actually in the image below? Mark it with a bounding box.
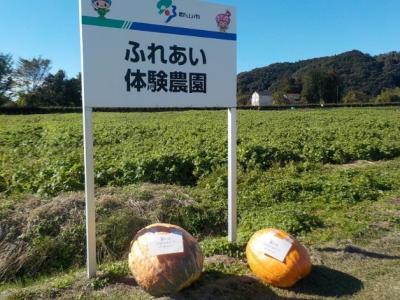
[261,232,293,262]
[147,231,184,257]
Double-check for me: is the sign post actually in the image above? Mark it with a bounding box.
[83,107,96,278]
[228,107,237,242]
[80,0,237,278]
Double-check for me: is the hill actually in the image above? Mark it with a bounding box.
[237,50,400,103]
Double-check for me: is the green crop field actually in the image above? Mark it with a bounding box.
[1,108,400,196]
[1,108,400,299]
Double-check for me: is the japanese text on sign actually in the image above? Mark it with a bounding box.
[124,41,207,94]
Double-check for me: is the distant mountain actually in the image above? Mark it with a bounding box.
[237,50,400,103]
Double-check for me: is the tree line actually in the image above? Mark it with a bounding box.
[271,70,400,105]
[238,50,400,105]
[2,50,400,107]
[0,53,81,107]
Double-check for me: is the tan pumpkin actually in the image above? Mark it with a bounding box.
[128,223,203,296]
[246,228,311,288]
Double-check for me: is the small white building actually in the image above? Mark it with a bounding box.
[251,91,273,106]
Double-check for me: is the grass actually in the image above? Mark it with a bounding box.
[1,159,399,298]
[1,108,400,299]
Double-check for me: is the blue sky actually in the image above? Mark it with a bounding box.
[1,0,399,77]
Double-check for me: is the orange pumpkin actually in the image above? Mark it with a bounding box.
[128,223,203,296]
[246,228,312,288]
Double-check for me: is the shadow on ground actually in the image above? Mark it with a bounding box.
[109,271,288,300]
[291,265,363,298]
[317,246,400,260]
[172,270,292,300]
[108,266,363,299]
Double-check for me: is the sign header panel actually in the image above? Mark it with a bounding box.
[80,0,236,108]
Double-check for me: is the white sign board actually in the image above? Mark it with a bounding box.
[80,0,236,108]
[262,232,293,262]
[253,232,293,262]
[147,231,184,256]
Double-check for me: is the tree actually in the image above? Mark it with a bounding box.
[324,71,341,104]
[237,94,249,106]
[375,88,400,103]
[272,75,302,104]
[301,70,341,103]
[301,70,324,104]
[65,73,82,106]
[0,53,13,105]
[14,57,51,95]
[17,70,82,107]
[280,75,302,94]
[342,90,369,103]
[272,92,288,105]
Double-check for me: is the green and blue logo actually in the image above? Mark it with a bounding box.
[157,0,177,23]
